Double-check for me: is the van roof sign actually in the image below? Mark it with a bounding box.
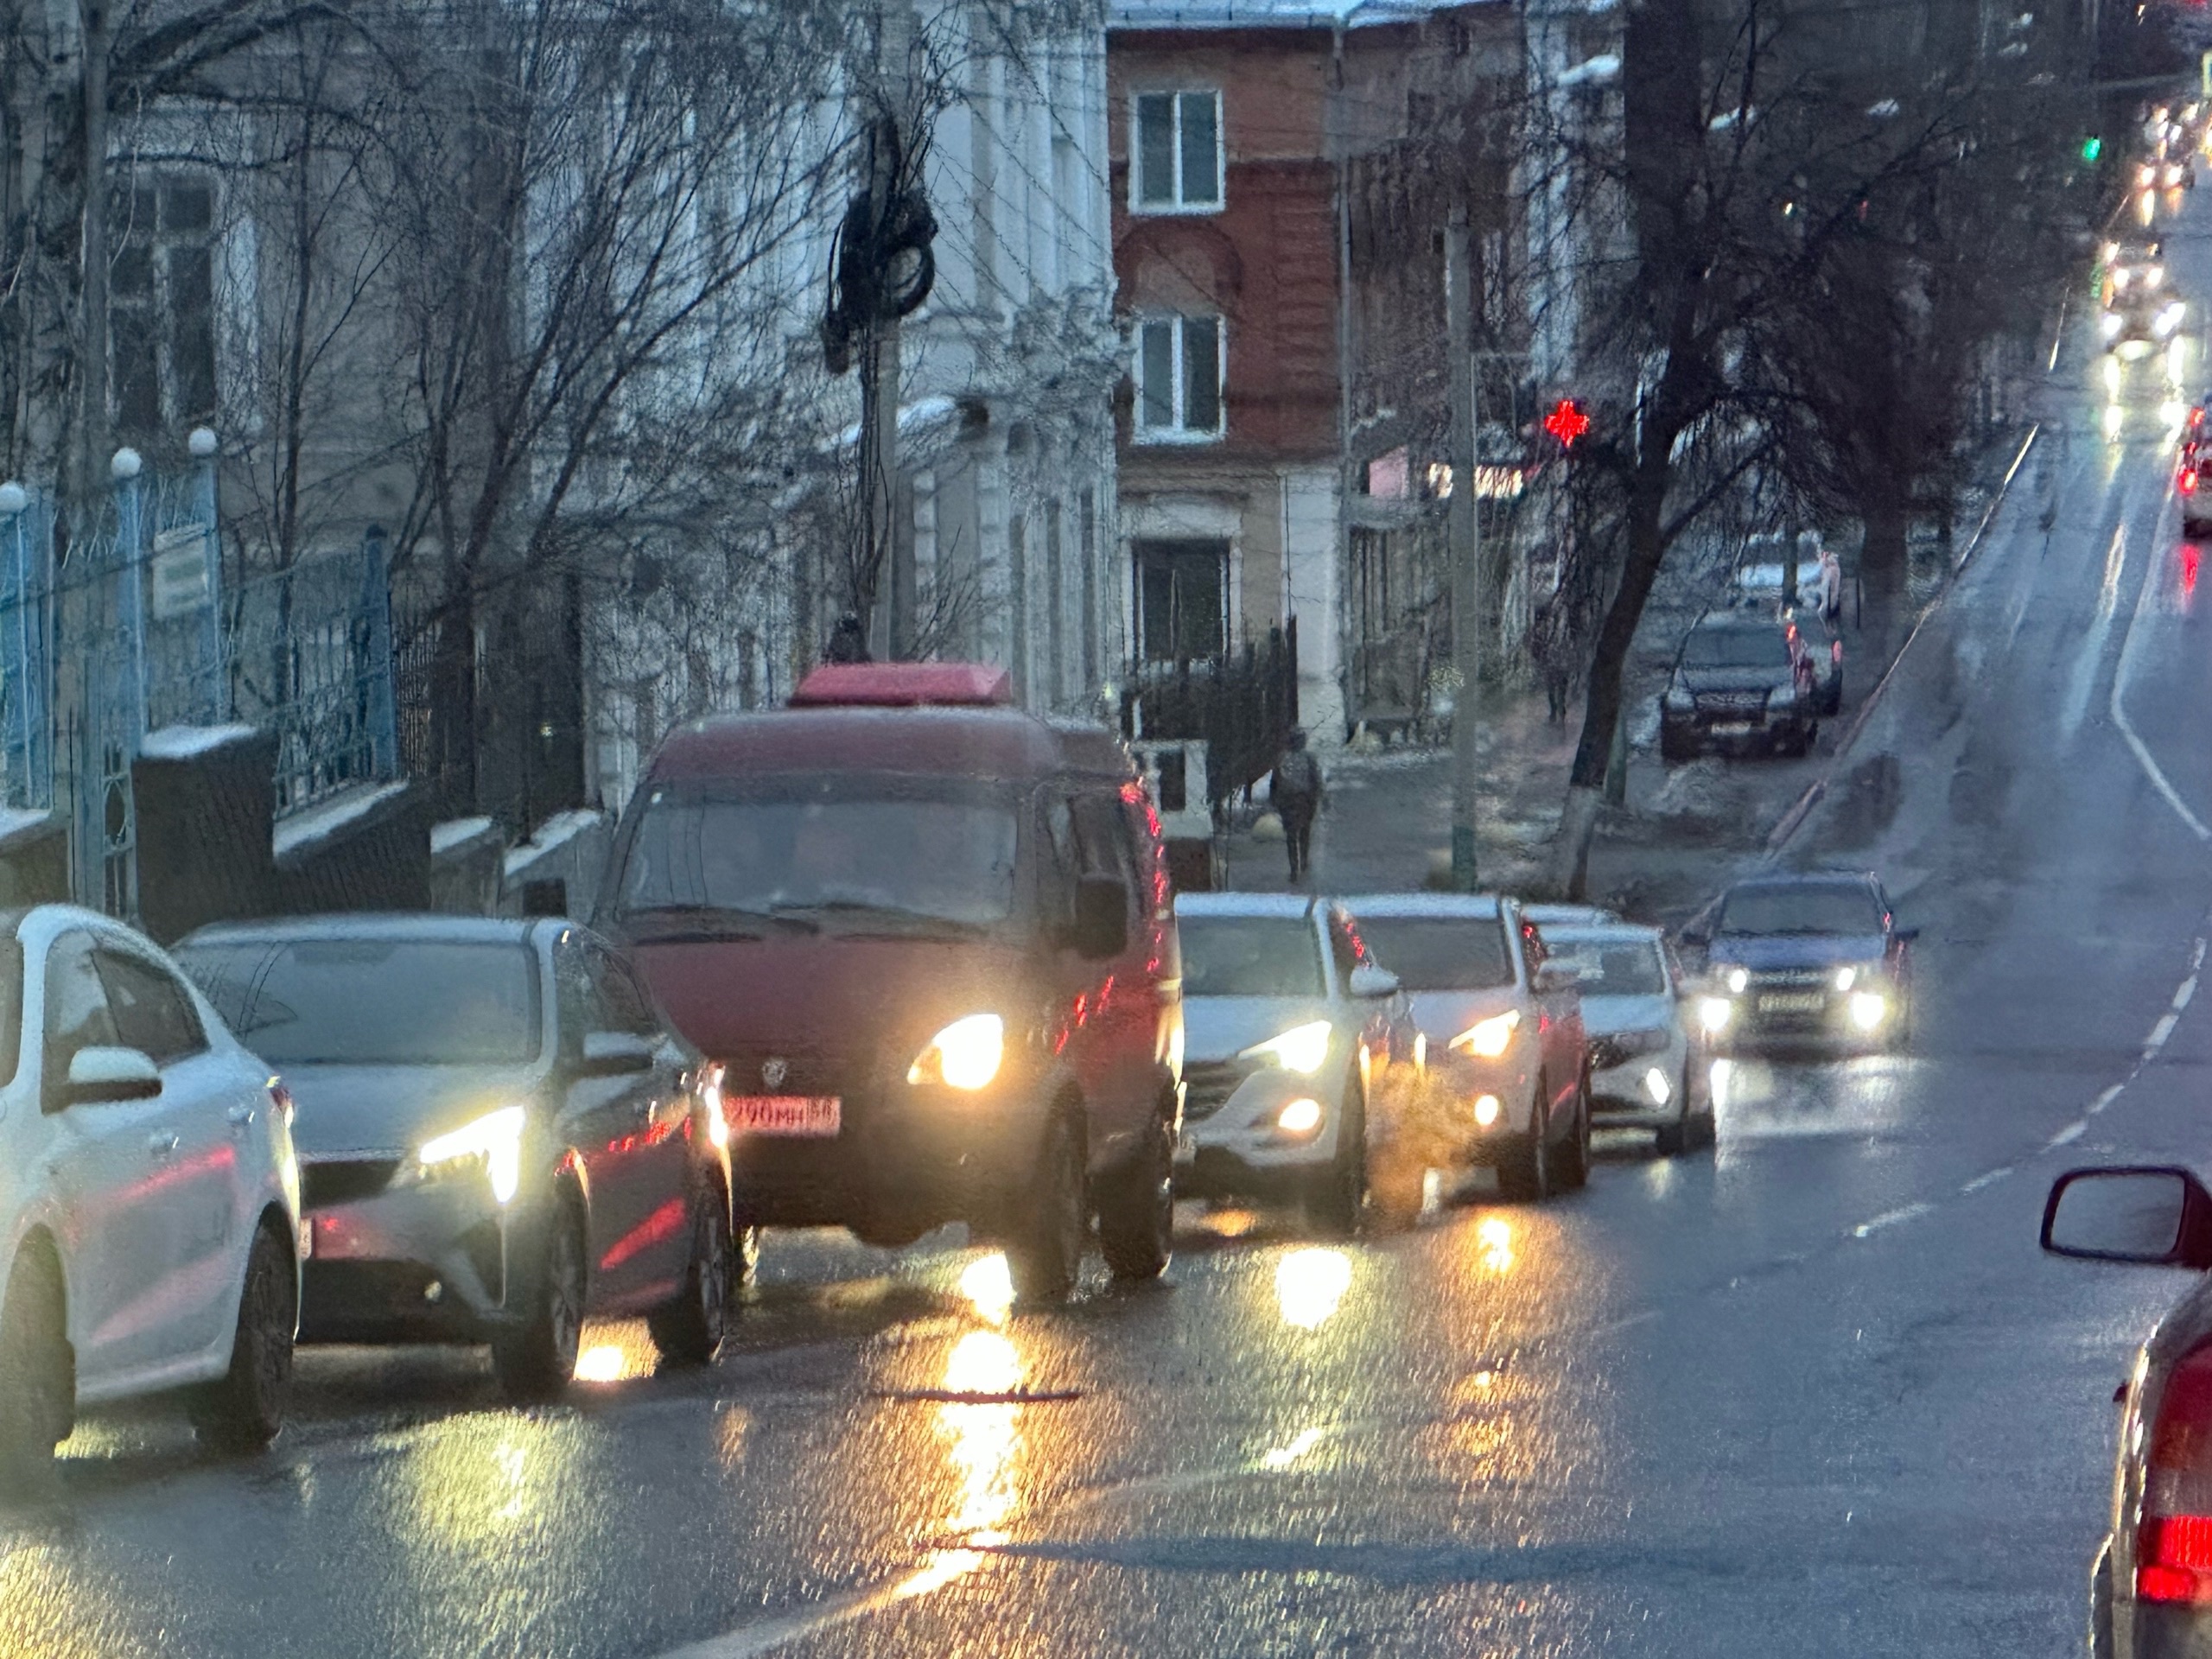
[789,662,1016,708]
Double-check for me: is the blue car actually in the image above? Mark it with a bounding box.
[1685,873,1916,1052]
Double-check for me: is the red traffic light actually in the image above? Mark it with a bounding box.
[1543,397,1592,449]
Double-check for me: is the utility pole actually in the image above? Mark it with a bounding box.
[75,0,110,512]
[1447,204,1482,891]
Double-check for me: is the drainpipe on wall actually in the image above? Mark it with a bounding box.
[1332,21,1355,746]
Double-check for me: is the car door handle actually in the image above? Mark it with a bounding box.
[147,1132,180,1158]
[226,1105,257,1131]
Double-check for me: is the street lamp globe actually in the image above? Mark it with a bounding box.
[188,427,219,459]
[0,482,25,517]
[111,447,143,480]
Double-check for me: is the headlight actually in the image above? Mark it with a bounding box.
[2152,265,2167,286]
[1449,1009,1521,1059]
[1699,996,1735,1033]
[2102,311,2124,339]
[1726,968,1750,994]
[1274,1097,1324,1136]
[1834,966,1858,992]
[1241,1020,1333,1076]
[2114,268,2132,289]
[416,1104,528,1205]
[1472,1094,1502,1127]
[1644,1067,1673,1105]
[1848,991,1889,1032]
[908,1014,1005,1090]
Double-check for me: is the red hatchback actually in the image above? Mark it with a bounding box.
[595,664,1184,1300]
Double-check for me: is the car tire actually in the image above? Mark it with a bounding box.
[1007,1111,1087,1306]
[0,1243,72,1493]
[1305,1084,1368,1237]
[1556,1073,1592,1192]
[648,1183,733,1367]
[1098,1102,1176,1283]
[1660,722,1697,766]
[190,1221,297,1453]
[494,1198,587,1402]
[1495,1079,1554,1203]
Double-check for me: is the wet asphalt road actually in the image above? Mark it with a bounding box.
[18,220,2212,1659]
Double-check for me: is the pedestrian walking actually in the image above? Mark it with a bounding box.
[1815,544,1844,626]
[1533,599,1575,722]
[1269,728,1324,883]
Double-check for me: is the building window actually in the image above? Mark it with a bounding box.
[1134,91,1222,212]
[1134,539,1228,662]
[110,177,218,438]
[1135,315,1224,442]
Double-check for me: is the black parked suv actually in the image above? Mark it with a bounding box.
[1659,615,1818,762]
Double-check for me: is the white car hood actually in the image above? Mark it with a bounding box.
[1405,987,1522,1041]
[1578,993,1679,1039]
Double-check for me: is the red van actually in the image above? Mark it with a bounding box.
[595,664,1184,1300]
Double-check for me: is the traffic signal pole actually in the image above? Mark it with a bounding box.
[1449,205,1483,891]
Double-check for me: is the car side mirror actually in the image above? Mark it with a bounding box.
[1533,963,1581,995]
[2043,1166,2212,1268]
[577,1030,656,1077]
[1070,875,1130,961]
[1348,963,1400,1000]
[57,1045,162,1109]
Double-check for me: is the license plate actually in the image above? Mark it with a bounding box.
[1758,993,1824,1014]
[726,1096,842,1137]
[1710,721,1754,735]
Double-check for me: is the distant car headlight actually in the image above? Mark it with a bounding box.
[2158,303,2187,337]
[1472,1094,1502,1127]
[2102,311,2125,340]
[1699,996,1735,1033]
[416,1104,528,1205]
[1241,1020,1333,1076]
[1726,968,1750,995]
[2114,268,2133,289]
[1644,1067,1673,1105]
[1449,1009,1522,1059]
[1848,991,1889,1032]
[2152,265,2167,287]
[908,1014,1006,1090]
[1834,966,1858,993]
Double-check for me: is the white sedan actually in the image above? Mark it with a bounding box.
[0,905,302,1487]
[1537,922,1713,1156]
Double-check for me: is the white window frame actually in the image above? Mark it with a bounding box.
[1134,314,1226,445]
[1129,89,1224,215]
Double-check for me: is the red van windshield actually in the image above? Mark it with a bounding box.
[612,779,1020,935]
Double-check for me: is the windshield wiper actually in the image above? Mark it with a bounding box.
[618,904,816,939]
[766,899,991,938]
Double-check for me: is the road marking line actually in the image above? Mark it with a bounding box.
[2177,977,2198,1013]
[660,1553,994,1659]
[2049,1121,2088,1148]
[1853,1202,1934,1239]
[2090,1084,2126,1116]
[1961,1166,2014,1194]
[2110,476,2212,843]
[2195,939,2208,974]
[2152,1013,2180,1050]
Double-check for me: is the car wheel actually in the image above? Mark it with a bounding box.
[648,1184,733,1367]
[1556,1073,1592,1192]
[1098,1101,1176,1282]
[1007,1111,1087,1306]
[1495,1078,1554,1202]
[1305,1084,1368,1237]
[191,1222,296,1452]
[0,1243,72,1494]
[494,1198,587,1402]
[1660,723,1696,765]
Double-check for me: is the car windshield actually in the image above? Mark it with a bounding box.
[1348,916,1515,991]
[1547,939,1669,995]
[1683,626,1789,669]
[612,779,1017,934]
[178,939,541,1066]
[1719,884,1883,937]
[1179,916,1325,997]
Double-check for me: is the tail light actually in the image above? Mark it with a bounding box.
[2185,469,2201,495]
[2138,1343,2212,1603]
[268,1080,296,1127]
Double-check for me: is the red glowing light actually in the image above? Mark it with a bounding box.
[1542,397,1592,449]
[2186,469,2201,495]
[2186,546,2202,592]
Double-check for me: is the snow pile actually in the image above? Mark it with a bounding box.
[273,781,412,860]
[141,723,258,761]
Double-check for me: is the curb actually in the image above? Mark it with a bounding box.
[1762,423,2042,858]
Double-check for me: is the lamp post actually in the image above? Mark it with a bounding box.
[0,482,31,807]
[111,446,146,746]
[188,426,225,718]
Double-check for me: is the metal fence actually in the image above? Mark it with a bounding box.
[0,456,399,917]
